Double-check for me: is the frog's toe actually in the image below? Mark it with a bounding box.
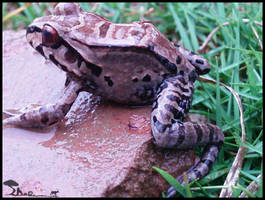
[3,114,21,127]
[166,186,177,198]
[3,110,15,118]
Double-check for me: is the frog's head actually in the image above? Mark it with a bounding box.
[26,3,111,76]
[26,3,84,72]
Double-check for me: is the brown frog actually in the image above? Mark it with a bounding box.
[3,3,224,197]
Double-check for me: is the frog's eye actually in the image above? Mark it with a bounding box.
[42,24,59,47]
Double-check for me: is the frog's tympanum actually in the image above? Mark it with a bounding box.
[3,3,224,197]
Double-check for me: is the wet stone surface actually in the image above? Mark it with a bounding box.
[3,30,196,197]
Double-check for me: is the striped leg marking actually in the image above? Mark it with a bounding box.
[151,75,224,197]
[174,44,210,75]
[3,80,82,128]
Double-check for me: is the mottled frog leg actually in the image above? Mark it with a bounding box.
[151,75,224,198]
[3,80,82,128]
[175,44,210,75]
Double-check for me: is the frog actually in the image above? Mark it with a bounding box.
[3,3,224,197]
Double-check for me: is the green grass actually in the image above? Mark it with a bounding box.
[3,2,263,198]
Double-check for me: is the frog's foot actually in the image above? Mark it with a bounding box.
[3,104,67,128]
[151,75,224,197]
[155,122,224,198]
[3,80,82,128]
[174,44,210,75]
[165,143,223,197]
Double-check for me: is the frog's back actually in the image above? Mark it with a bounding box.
[70,21,183,105]
[48,4,184,104]
[67,15,179,68]
[27,3,193,105]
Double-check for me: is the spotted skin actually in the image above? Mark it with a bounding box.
[3,3,223,198]
[151,74,224,197]
[175,44,210,75]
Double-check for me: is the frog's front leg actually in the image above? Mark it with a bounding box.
[151,75,224,197]
[3,80,82,128]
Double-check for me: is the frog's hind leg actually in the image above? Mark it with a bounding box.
[3,80,82,128]
[151,75,224,197]
[175,44,210,75]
